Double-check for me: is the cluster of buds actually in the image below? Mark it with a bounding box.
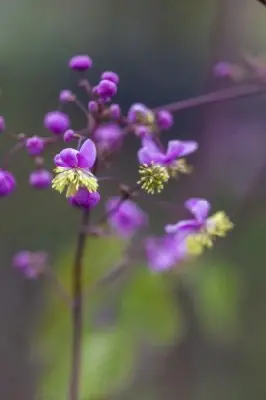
[0,54,233,275]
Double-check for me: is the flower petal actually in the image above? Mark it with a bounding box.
[185,198,211,221]
[78,139,97,168]
[167,140,198,159]
[54,154,67,167]
[165,219,200,234]
[137,147,154,165]
[141,138,160,153]
[59,149,79,168]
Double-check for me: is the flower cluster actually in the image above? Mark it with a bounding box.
[0,53,233,276]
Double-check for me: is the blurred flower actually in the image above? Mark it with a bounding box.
[145,234,187,271]
[52,138,98,197]
[0,116,5,133]
[106,197,147,238]
[13,250,47,279]
[109,104,121,120]
[88,101,98,113]
[155,110,173,130]
[0,169,16,197]
[94,123,123,152]
[69,55,92,71]
[165,198,233,255]
[127,103,155,127]
[44,111,70,135]
[59,90,74,103]
[96,79,117,100]
[29,169,52,189]
[68,188,100,209]
[63,129,75,143]
[101,71,120,85]
[26,136,44,156]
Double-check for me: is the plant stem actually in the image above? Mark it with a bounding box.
[68,209,90,400]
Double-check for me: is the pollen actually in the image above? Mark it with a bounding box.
[138,163,169,194]
[167,158,193,178]
[52,167,98,197]
[207,211,234,237]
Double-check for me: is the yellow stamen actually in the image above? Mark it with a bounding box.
[52,167,98,197]
[138,163,169,194]
[167,158,193,178]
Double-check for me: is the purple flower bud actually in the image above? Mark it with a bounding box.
[29,169,52,189]
[97,79,117,99]
[134,125,151,139]
[156,110,173,130]
[68,188,100,209]
[0,116,6,133]
[59,90,74,103]
[0,169,16,197]
[26,136,45,156]
[127,103,151,124]
[63,129,75,143]
[88,100,98,113]
[13,250,47,279]
[109,104,121,120]
[94,123,123,152]
[213,62,232,78]
[101,71,119,85]
[68,55,93,71]
[44,111,70,135]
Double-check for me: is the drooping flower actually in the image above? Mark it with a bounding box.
[26,136,45,156]
[106,197,147,238]
[44,111,70,135]
[52,138,98,197]
[165,198,233,255]
[0,169,16,197]
[29,169,52,189]
[0,116,6,133]
[94,123,123,153]
[145,234,188,271]
[69,55,93,71]
[68,188,100,209]
[12,250,47,279]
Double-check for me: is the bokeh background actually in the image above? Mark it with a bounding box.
[1,0,266,399]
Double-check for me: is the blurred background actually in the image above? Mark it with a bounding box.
[1,0,266,398]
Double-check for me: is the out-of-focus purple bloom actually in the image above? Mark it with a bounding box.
[106,197,147,238]
[134,125,151,139]
[44,111,70,135]
[97,79,117,100]
[109,104,121,120]
[0,169,16,197]
[59,90,74,103]
[0,116,5,132]
[13,250,47,279]
[156,110,173,130]
[213,62,234,78]
[138,138,198,166]
[88,101,98,113]
[52,138,98,197]
[68,188,100,209]
[145,234,187,271]
[127,103,154,125]
[94,123,123,152]
[69,55,93,71]
[29,169,52,189]
[101,71,120,85]
[26,136,45,156]
[63,129,75,143]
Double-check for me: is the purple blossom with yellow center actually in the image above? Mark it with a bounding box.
[52,138,98,197]
[165,198,233,255]
[106,197,147,238]
[145,234,188,271]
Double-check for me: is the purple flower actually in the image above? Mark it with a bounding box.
[88,101,98,113]
[134,125,151,139]
[26,136,45,156]
[0,169,16,197]
[156,110,173,130]
[68,188,100,209]
[63,129,75,143]
[109,104,121,120]
[138,138,198,166]
[97,79,117,100]
[69,55,93,71]
[106,197,147,238]
[94,123,122,152]
[44,111,70,135]
[101,71,120,85]
[59,90,74,103]
[29,169,52,189]
[0,116,5,132]
[213,62,233,78]
[165,198,233,255]
[127,103,154,125]
[52,138,98,197]
[13,250,47,279]
[145,234,187,271]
